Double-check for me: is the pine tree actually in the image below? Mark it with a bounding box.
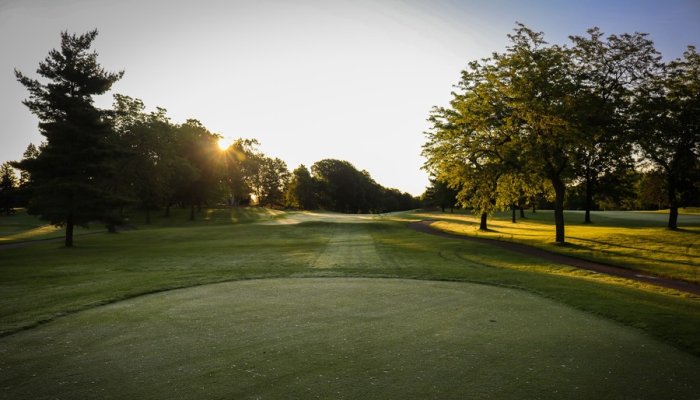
[0,163,18,215]
[14,30,123,246]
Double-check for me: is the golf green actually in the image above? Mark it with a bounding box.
[1,278,697,399]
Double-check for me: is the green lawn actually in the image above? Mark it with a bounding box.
[1,278,698,399]
[408,209,700,284]
[1,208,699,399]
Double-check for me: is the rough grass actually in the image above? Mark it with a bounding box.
[1,278,698,400]
[407,209,700,284]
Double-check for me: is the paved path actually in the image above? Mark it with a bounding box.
[408,220,700,296]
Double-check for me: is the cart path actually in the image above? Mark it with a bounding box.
[408,220,700,296]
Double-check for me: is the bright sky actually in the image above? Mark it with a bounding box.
[1,0,698,195]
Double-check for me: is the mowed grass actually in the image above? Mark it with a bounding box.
[408,209,700,283]
[0,211,93,243]
[1,278,698,400]
[1,208,700,398]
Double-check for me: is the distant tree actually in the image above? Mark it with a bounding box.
[423,179,458,212]
[111,95,184,223]
[636,169,667,210]
[379,187,418,213]
[174,119,224,220]
[16,143,40,188]
[14,30,123,246]
[285,164,318,209]
[311,159,369,213]
[222,139,259,206]
[253,157,290,207]
[0,162,19,215]
[634,46,700,229]
[11,143,41,207]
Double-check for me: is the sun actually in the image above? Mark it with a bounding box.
[217,137,232,151]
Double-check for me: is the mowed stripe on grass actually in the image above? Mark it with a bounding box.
[313,224,383,269]
[1,278,698,400]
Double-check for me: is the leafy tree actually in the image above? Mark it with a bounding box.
[569,28,660,223]
[14,30,123,246]
[111,94,184,223]
[423,53,520,231]
[222,139,259,206]
[0,163,18,215]
[634,46,700,229]
[636,169,667,210]
[422,179,458,212]
[251,157,290,207]
[311,159,381,213]
[174,119,224,220]
[285,164,318,209]
[496,25,581,243]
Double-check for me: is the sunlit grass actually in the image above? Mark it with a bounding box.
[639,207,700,215]
[406,209,700,283]
[0,209,94,243]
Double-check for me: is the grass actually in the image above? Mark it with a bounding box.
[1,278,698,399]
[1,208,699,398]
[407,209,700,284]
[0,210,94,243]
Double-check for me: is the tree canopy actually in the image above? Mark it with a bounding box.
[14,30,123,246]
[423,24,699,242]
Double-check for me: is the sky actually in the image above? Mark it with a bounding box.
[1,0,699,195]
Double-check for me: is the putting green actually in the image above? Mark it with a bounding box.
[1,278,697,399]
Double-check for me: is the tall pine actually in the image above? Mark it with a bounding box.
[15,30,123,247]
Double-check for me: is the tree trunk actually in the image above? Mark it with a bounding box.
[479,212,488,231]
[584,173,593,224]
[190,204,195,221]
[552,178,566,244]
[511,205,516,223]
[532,203,536,213]
[165,203,171,217]
[667,178,678,230]
[668,206,679,230]
[441,205,445,212]
[519,206,526,219]
[145,207,151,225]
[65,219,74,248]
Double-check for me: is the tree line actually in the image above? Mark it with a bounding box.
[422,24,699,243]
[1,30,418,246]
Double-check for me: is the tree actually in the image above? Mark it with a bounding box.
[311,159,372,213]
[422,179,458,212]
[285,164,318,209]
[251,157,290,207]
[17,143,40,188]
[0,163,18,215]
[174,119,225,220]
[14,30,123,246]
[222,139,259,206]
[496,25,581,243]
[634,46,700,229]
[636,169,667,210]
[111,95,183,223]
[423,53,520,231]
[569,28,660,223]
